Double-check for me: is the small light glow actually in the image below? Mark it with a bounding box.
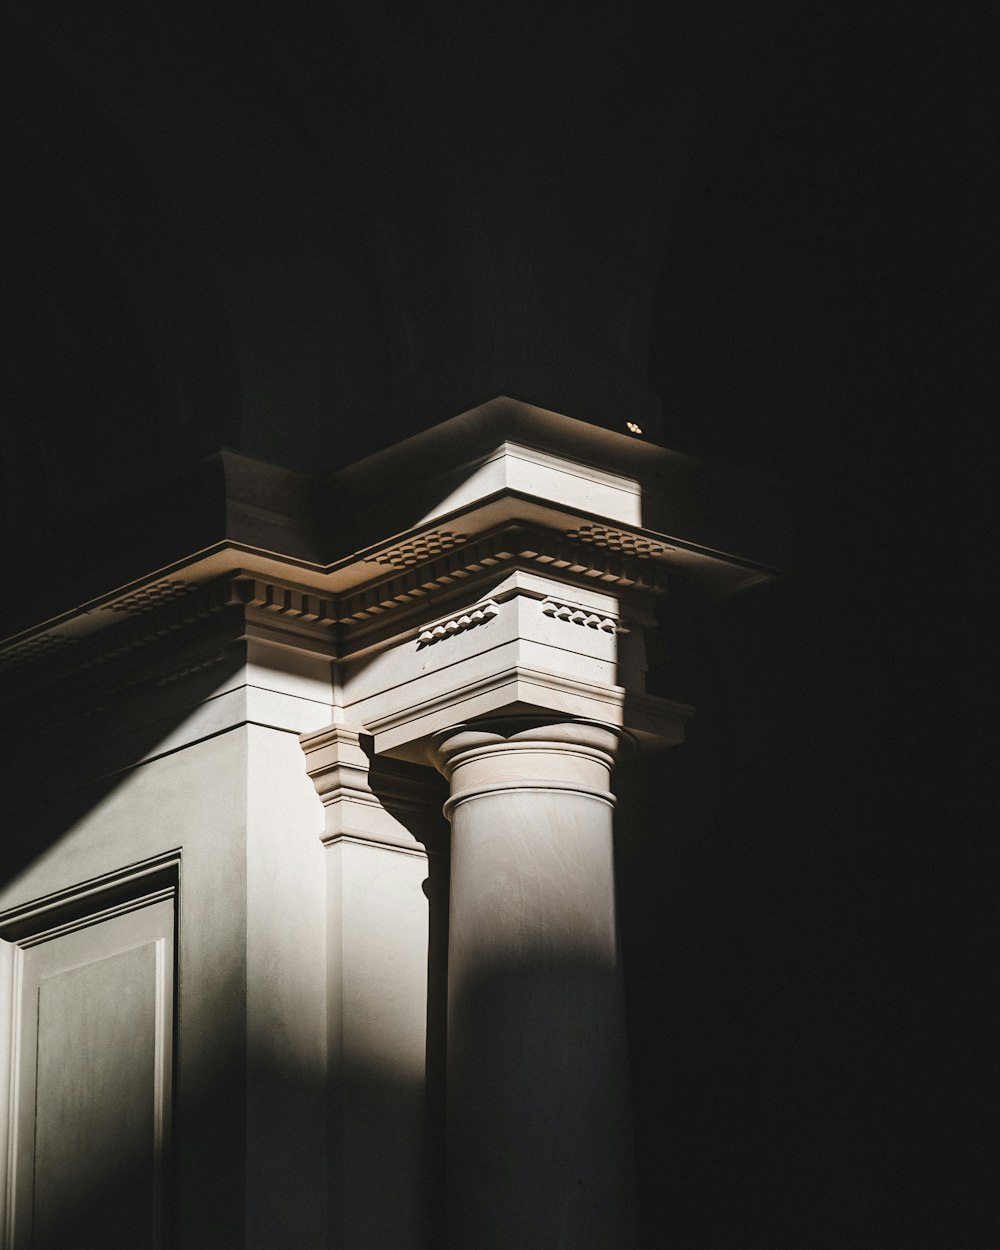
[626,421,643,435]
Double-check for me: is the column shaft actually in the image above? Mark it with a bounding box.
[436,722,637,1249]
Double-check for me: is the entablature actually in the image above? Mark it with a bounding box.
[2,398,790,670]
[1,397,792,775]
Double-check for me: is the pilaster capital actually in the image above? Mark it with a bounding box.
[299,723,447,855]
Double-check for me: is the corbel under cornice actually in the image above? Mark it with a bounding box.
[300,724,448,855]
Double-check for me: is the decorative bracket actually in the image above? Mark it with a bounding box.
[300,724,447,854]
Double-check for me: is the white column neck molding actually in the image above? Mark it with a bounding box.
[431,719,627,821]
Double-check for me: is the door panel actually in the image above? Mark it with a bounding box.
[2,891,174,1250]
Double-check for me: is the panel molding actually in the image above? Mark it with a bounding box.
[0,854,179,1250]
[0,853,180,946]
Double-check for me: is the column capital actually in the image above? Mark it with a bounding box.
[428,717,630,822]
[431,717,629,770]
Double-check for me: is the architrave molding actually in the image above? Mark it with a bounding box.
[353,663,693,761]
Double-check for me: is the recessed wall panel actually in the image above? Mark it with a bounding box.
[1,873,175,1250]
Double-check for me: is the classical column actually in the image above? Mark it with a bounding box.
[431,717,638,1249]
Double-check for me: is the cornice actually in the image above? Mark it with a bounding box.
[0,524,665,681]
[564,522,669,559]
[102,578,200,615]
[364,529,471,570]
[0,401,793,727]
[1,399,790,662]
[0,574,333,714]
[335,525,666,638]
[0,632,79,669]
[0,579,231,687]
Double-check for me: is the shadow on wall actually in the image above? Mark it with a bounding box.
[0,648,241,1249]
[0,571,925,1249]
[0,641,445,1250]
[354,750,451,1248]
[3,1051,435,1250]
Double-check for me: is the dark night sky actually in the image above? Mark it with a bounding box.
[1,3,990,1244]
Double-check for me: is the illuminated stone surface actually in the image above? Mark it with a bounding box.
[0,400,781,1247]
